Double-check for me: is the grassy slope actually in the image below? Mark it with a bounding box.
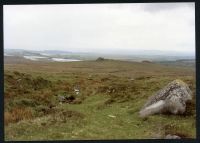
[4,58,196,140]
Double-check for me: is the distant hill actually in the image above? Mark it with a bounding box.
[155,59,195,68]
[4,49,195,63]
[4,49,41,57]
[42,50,73,55]
[4,49,72,56]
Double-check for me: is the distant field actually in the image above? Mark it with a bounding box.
[4,57,196,140]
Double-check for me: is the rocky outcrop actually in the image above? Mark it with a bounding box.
[139,79,192,118]
[142,60,152,63]
[96,57,105,61]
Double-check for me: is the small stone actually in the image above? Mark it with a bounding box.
[58,95,65,102]
[74,89,79,92]
[108,115,116,118]
[17,78,22,82]
[74,88,80,95]
[165,134,181,139]
[87,75,93,80]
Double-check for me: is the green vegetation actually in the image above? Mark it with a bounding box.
[4,59,196,140]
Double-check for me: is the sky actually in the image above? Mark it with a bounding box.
[3,3,195,56]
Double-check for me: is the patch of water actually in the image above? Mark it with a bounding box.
[51,58,81,62]
[23,56,48,61]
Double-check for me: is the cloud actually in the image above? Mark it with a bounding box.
[141,2,194,13]
[3,3,195,56]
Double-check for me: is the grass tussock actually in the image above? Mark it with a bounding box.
[5,107,33,125]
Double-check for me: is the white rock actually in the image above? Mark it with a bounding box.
[165,134,181,139]
[108,115,116,118]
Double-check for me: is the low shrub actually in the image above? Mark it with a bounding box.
[5,107,33,125]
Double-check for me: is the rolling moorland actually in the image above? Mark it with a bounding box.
[4,55,196,140]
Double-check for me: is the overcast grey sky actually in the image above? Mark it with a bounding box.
[3,3,195,55]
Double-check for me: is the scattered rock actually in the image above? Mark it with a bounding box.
[57,94,76,103]
[17,78,22,82]
[87,75,93,80]
[74,86,80,95]
[74,89,79,95]
[165,134,181,139]
[139,79,192,118]
[58,95,65,102]
[129,78,135,81]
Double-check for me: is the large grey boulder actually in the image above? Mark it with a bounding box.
[139,79,192,118]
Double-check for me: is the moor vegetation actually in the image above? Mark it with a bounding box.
[4,58,196,140]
